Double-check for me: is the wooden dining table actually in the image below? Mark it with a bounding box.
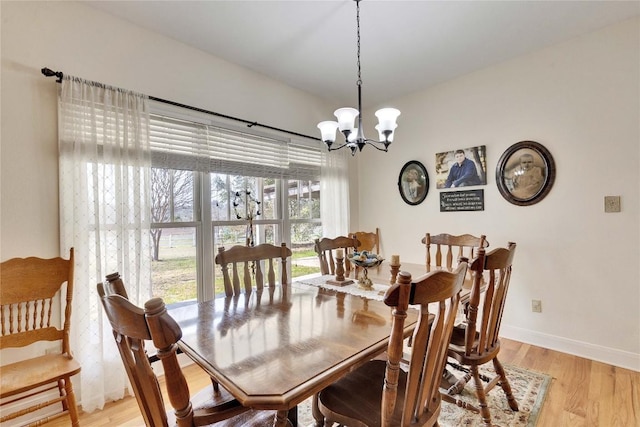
[168,280,419,427]
[168,261,477,427]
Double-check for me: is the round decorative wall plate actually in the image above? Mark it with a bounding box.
[496,140,556,206]
[398,160,429,205]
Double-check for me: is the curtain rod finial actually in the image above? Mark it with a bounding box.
[41,67,63,83]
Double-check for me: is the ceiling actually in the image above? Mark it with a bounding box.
[86,1,640,109]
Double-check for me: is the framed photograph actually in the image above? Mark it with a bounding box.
[496,140,556,206]
[435,145,487,189]
[398,160,429,205]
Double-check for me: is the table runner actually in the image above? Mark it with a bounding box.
[295,274,390,301]
[297,274,467,318]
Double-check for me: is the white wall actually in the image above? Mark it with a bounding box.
[355,17,640,370]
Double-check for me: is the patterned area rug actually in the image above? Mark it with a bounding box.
[297,363,550,427]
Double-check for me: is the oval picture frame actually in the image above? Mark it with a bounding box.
[496,140,556,206]
[398,160,429,205]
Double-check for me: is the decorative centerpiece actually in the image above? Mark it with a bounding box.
[348,251,384,290]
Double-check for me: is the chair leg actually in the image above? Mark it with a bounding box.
[471,366,493,427]
[312,394,325,427]
[447,371,471,395]
[58,379,68,411]
[63,377,80,427]
[211,378,221,396]
[492,357,519,411]
[447,360,492,383]
[440,392,480,413]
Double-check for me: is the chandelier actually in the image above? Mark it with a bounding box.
[317,0,400,156]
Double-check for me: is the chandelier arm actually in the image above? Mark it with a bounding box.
[327,141,354,152]
[363,140,390,152]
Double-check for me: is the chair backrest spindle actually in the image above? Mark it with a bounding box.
[422,233,488,270]
[314,236,359,275]
[215,243,292,297]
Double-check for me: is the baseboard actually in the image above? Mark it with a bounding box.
[501,325,640,372]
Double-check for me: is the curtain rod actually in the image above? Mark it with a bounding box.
[41,67,320,142]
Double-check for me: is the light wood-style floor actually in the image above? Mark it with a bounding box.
[43,338,639,427]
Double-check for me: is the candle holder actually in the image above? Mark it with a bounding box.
[326,254,354,286]
[335,254,346,281]
[389,264,401,284]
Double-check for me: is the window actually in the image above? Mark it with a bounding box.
[288,179,322,278]
[150,168,198,302]
[149,103,323,302]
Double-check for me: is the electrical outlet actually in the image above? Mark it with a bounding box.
[531,299,542,313]
[604,196,621,213]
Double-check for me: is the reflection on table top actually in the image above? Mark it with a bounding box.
[168,282,418,412]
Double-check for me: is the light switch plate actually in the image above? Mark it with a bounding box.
[531,299,542,313]
[604,196,621,213]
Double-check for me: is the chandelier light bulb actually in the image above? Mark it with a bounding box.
[375,123,397,143]
[334,107,359,133]
[317,121,339,143]
[375,108,401,131]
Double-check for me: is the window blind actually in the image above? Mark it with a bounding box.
[149,107,321,180]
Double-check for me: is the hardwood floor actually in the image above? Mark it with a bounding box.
[43,338,639,426]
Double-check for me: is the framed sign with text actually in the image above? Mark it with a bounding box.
[440,190,484,212]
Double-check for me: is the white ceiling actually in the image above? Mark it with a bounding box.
[86,0,640,109]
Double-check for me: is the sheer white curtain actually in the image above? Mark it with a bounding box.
[58,76,152,412]
[320,149,350,237]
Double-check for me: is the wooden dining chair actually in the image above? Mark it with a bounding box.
[314,235,359,275]
[215,242,292,297]
[0,248,81,427]
[349,227,380,253]
[97,285,280,426]
[100,272,230,399]
[316,261,469,427]
[422,233,488,271]
[442,242,519,427]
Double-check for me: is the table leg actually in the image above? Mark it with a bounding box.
[274,409,291,427]
[287,405,298,426]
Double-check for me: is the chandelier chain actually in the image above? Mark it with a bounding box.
[356,0,362,86]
